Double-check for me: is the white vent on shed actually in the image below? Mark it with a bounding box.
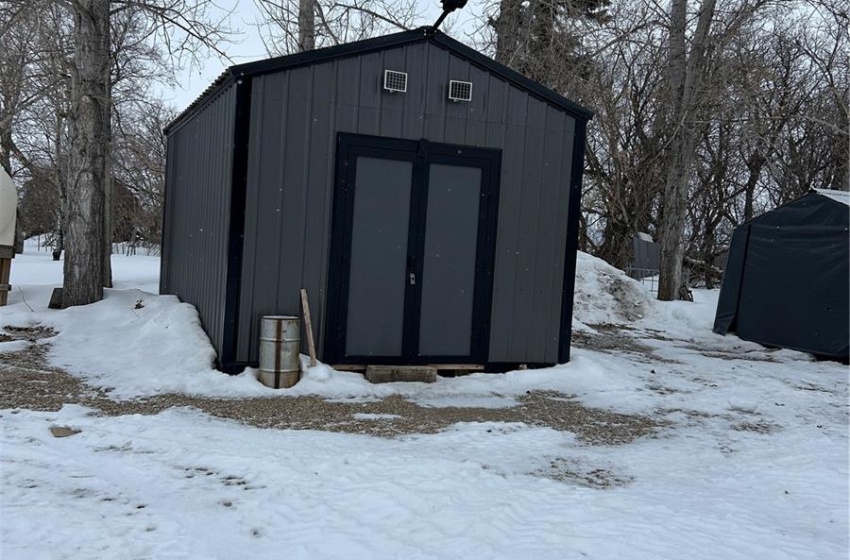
[383,70,408,93]
[448,80,472,102]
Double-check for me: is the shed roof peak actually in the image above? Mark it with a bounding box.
[164,28,592,135]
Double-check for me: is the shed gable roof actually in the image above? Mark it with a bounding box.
[165,27,592,134]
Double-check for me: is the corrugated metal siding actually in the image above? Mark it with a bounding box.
[161,86,237,357]
[237,42,576,364]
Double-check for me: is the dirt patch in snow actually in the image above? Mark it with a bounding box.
[534,458,633,488]
[692,350,778,363]
[2,325,57,342]
[0,338,662,446]
[571,323,680,365]
[731,421,778,434]
[572,324,653,353]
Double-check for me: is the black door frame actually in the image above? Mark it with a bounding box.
[325,132,502,365]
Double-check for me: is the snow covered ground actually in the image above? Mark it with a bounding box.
[1,242,847,559]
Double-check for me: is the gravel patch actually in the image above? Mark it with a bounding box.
[0,331,663,446]
[573,323,680,364]
[731,421,778,434]
[535,458,634,488]
[572,324,653,353]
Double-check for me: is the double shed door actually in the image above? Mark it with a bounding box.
[326,133,501,365]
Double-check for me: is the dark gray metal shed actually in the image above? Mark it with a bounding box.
[162,27,592,373]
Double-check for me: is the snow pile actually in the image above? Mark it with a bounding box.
[43,289,228,398]
[572,252,652,326]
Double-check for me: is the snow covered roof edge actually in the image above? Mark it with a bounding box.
[814,188,850,207]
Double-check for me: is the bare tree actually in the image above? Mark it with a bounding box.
[478,0,846,297]
[491,0,523,65]
[1,1,73,257]
[112,99,174,249]
[255,0,422,55]
[580,10,668,269]
[0,1,68,175]
[298,0,316,50]
[58,0,233,306]
[655,0,718,300]
[63,0,110,306]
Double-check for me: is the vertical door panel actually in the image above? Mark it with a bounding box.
[418,164,482,356]
[345,156,413,356]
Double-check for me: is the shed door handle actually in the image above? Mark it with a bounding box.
[407,255,416,285]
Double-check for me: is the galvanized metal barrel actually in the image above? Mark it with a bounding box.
[258,315,301,389]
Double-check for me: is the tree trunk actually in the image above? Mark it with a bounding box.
[54,111,67,261]
[0,128,11,175]
[102,19,113,287]
[64,0,110,307]
[494,0,523,65]
[103,100,113,287]
[298,0,315,51]
[657,0,717,301]
[598,212,633,271]
[658,142,692,300]
[742,151,765,221]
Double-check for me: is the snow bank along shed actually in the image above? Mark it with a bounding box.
[161,27,592,373]
[714,189,849,359]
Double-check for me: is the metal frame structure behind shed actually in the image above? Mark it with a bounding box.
[161,27,592,373]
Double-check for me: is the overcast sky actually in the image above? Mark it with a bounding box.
[162,1,479,111]
[160,2,267,110]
